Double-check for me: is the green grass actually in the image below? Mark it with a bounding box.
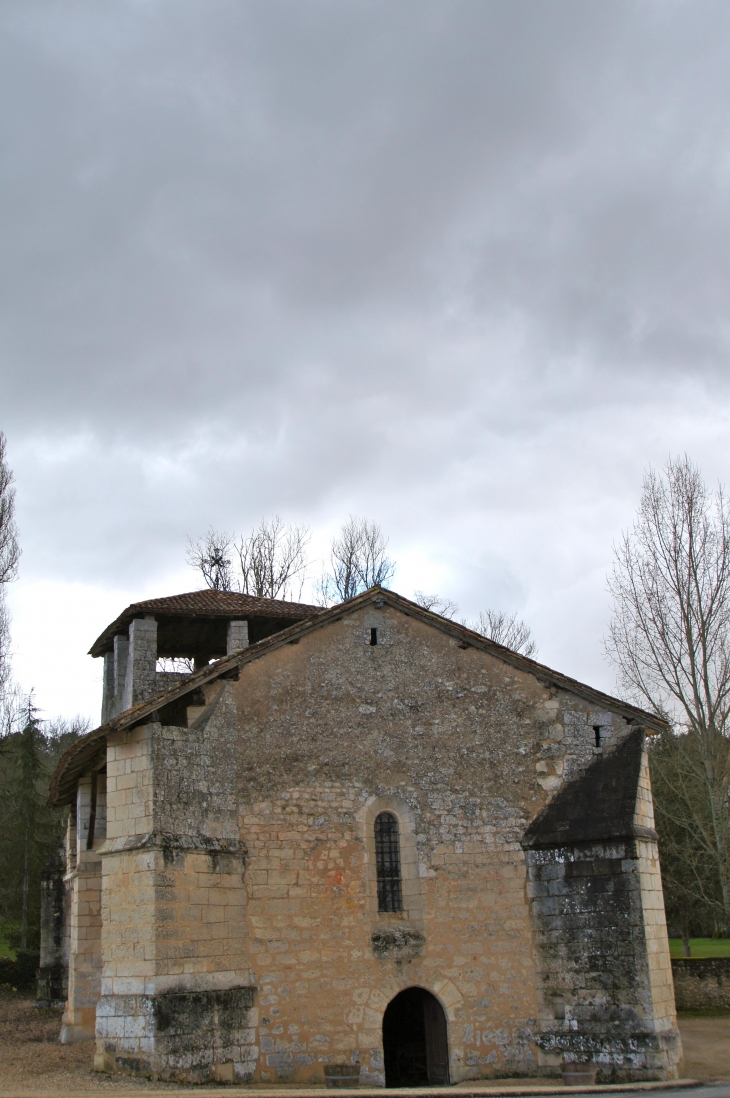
[0,932,15,960]
[677,1009,730,1017]
[669,937,730,958]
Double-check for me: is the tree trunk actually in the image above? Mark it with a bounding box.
[704,744,730,922]
[20,828,29,950]
[681,923,692,957]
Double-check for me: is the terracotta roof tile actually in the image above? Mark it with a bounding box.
[89,589,320,656]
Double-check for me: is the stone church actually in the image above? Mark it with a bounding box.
[44,586,681,1085]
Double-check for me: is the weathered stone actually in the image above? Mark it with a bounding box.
[227,620,249,654]
[522,733,679,1081]
[672,958,730,1012]
[122,618,158,710]
[49,587,681,1085]
[36,845,69,1008]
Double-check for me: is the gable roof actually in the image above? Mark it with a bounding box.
[50,586,667,806]
[89,589,320,657]
[521,728,654,848]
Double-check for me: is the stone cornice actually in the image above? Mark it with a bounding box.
[97,832,245,858]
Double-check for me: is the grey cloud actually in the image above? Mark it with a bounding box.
[5,1,730,437]
[3,1,730,718]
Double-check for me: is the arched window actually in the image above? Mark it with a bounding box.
[375,811,402,912]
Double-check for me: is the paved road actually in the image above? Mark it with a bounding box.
[563,1090,729,1098]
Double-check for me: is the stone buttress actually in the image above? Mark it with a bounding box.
[94,683,256,1083]
[521,729,681,1081]
[36,843,70,1008]
[60,769,106,1042]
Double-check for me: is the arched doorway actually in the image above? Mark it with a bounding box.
[382,987,449,1087]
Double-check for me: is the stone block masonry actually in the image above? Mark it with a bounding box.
[48,588,680,1085]
[122,618,158,710]
[524,840,679,1080]
[60,770,107,1043]
[36,845,69,1007]
[522,732,680,1081]
[95,685,253,1081]
[672,957,730,1011]
[95,838,255,1083]
[240,782,541,1086]
[227,620,249,654]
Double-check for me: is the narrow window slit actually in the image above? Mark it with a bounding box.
[375,811,402,912]
[86,770,98,850]
[593,725,602,748]
[370,628,378,646]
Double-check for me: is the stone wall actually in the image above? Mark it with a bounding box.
[85,599,678,1084]
[122,618,158,711]
[524,839,679,1080]
[522,732,679,1081]
[239,782,539,1086]
[225,605,674,1084]
[95,843,254,1082]
[103,618,180,722]
[60,769,107,1042]
[672,958,730,1012]
[36,845,69,1007]
[95,685,254,1082]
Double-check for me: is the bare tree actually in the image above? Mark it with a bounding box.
[413,592,459,619]
[0,599,12,703]
[156,657,195,674]
[0,434,20,726]
[0,680,22,741]
[0,434,20,587]
[322,517,395,602]
[649,727,727,942]
[412,591,535,652]
[188,518,310,600]
[186,528,234,591]
[237,516,310,600]
[466,609,538,658]
[606,456,730,922]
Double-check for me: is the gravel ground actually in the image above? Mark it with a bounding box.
[0,993,175,1093]
[676,1014,730,1082]
[0,993,727,1095]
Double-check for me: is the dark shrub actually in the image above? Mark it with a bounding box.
[0,950,39,990]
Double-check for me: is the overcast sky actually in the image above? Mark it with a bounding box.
[3,0,730,725]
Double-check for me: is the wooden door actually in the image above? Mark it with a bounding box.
[423,992,449,1085]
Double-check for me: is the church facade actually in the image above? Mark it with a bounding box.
[47,586,681,1085]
